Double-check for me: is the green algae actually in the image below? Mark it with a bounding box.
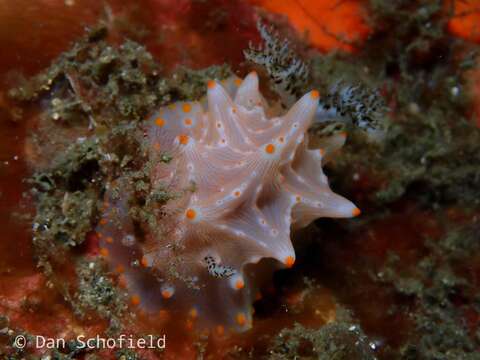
[0,317,80,360]
[5,1,480,358]
[9,25,231,127]
[330,97,480,208]
[9,27,163,126]
[266,307,375,360]
[374,223,480,359]
[308,0,480,209]
[74,259,129,335]
[167,64,232,101]
[29,136,104,274]
[253,1,480,359]
[115,349,140,360]
[10,23,232,345]
[312,2,480,358]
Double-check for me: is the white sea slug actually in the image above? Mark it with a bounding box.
[96,72,360,332]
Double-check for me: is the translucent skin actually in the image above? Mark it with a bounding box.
[96,72,358,331]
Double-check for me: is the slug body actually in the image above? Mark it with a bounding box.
[97,72,358,332]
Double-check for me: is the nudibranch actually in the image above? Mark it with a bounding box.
[97,72,359,332]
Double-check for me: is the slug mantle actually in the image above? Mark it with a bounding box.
[97,72,359,332]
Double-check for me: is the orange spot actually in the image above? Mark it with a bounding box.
[232,107,237,114]
[178,134,189,145]
[189,308,198,318]
[234,78,242,86]
[234,190,241,197]
[97,232,103,238]
[131,295,141,306]
[207,80,216,89]
[99,218,108,225]
[319,148,325,156]
[284,256,295,268]
[339,131,347,138]
[310,90,320,99]
[215,325,225,336]
[105,236,113,244]
[186,319,194,331]
[162,289,173,299]
[155,117,165,127]
[265,143,275,154]
[185,208,196,220]
[235,279,244,289]
[115,264,125,273]
[153,142,161,151]
[99,248,109,257]
[182,103,192,113]
[140,256,148,267]
[352,207,361,217]
[236,313,246,326]
[184,118,193,126]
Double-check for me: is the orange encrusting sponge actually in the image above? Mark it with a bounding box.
[248,0,370,52]
[447,0,480,43]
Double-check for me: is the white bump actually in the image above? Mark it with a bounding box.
[161,285,175,298]
[122,234,135,247]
